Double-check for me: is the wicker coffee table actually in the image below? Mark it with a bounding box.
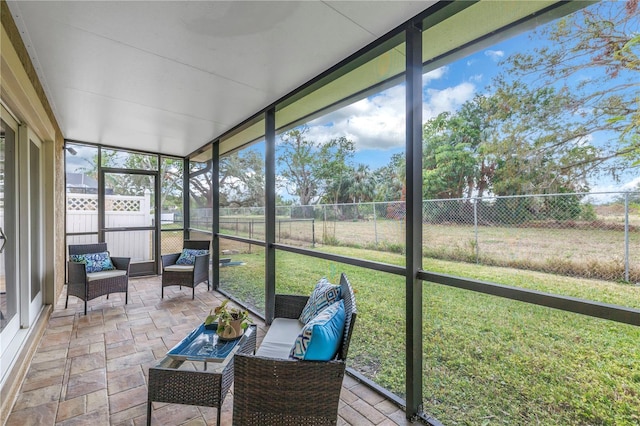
[147,324,256,426]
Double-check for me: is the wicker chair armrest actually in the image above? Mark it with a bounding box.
[193,253,210,274]
[148,366,228,407]
[110,256,130,271]
[67,261,87,283]
[161,253,181,268]
[274,294,309,319]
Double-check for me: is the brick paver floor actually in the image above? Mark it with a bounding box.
[6,276,417,425]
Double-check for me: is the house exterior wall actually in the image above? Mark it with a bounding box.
[1,0,65,421]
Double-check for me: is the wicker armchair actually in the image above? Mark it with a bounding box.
[161,240,210,299]
[233,273,357,426]
[67,243,130,315]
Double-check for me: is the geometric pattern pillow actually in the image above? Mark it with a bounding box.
[290,300,345,361]
[176,248,209,265]
[70,251,115,273]
[299,278,341,324]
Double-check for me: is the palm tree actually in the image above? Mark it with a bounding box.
[347,164,375,218]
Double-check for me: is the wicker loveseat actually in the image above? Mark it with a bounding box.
[233,273,357,425]
[67,243,130,315]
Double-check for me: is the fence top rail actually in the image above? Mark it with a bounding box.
[217,190,640,210]
[219,218,313,223]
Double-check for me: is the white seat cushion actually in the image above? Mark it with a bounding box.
[164,264,194,272]
[255,318,304,359]
[86,270,127,282]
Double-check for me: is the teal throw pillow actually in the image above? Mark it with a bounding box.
[299,278,341,324]
[290,300,345,361]
[176,248,209,265]
[70,251,115,273]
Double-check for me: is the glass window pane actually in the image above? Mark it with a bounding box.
[189,146,212,233]
[66,143,99,233]
[423,283,640,424]
[105,230,155,262]
[104,172,154,228]
[219,239,265,315]
[0,118,17,330]
[101,148,158,170]
[420,1,640,422]
[161,157,184,229]
[275,251,406,400]
[420,1,640,305]
[161,230,183,256]
[275,41,406,265]
[219,140,265,240]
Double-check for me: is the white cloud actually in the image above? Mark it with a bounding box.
[301,74,476,153]
[307,84,406,151]
[423,82,476,120]
[586,176,640,204]
[470,74,483,83]
[422,66,447,85]
[484,49,504,61]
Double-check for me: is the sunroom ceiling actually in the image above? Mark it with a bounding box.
[6,1,434,157]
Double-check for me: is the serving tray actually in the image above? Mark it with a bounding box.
[166,323,242,362]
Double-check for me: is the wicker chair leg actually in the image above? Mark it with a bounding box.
[84,300,87,316]
[192,286,195,300]
[125,291,128,304]
[161,286,164,299]
[65,294,69,309]
[146,400,152,426]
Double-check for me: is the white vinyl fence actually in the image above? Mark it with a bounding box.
[67,192,152,262]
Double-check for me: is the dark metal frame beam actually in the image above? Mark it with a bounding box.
[212,142,220,290]
[265,108,276,325]
[273,243,404,276]
[405,19,423,420]
[420,271,640,327]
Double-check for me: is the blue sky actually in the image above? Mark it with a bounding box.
[298,2,639,202]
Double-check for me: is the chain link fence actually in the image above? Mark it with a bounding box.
[421,192,639,283]
[217,192,639,283]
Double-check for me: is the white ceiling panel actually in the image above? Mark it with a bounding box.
[7,1,431,156]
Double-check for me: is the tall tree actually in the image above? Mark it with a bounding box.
[347,164,375,204]
[277,126,354,205]
[503,0,639,177]
[219,150,265,207]
[422,111,481,199]
[373,153,405,202]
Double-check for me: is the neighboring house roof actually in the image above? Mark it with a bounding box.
[66,173,97,189]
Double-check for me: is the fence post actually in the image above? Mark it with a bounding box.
[474,198,479,264]
[373,201,378,245]
[323,205,327,244]
[625,192,630,282]
[312,218,315,248]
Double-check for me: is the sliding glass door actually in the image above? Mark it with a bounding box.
[101,170,159,276]
[0,110,18,364]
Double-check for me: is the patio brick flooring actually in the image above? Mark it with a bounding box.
[5,276,417,425]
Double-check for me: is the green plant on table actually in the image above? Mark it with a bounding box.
[205,299,252,338]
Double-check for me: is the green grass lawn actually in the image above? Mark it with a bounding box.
[217,245,640,425]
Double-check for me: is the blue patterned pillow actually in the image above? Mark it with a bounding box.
[176,248,209,265]
[70,251,115,273]
[299,278,341,324]
[290,300,345,361]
